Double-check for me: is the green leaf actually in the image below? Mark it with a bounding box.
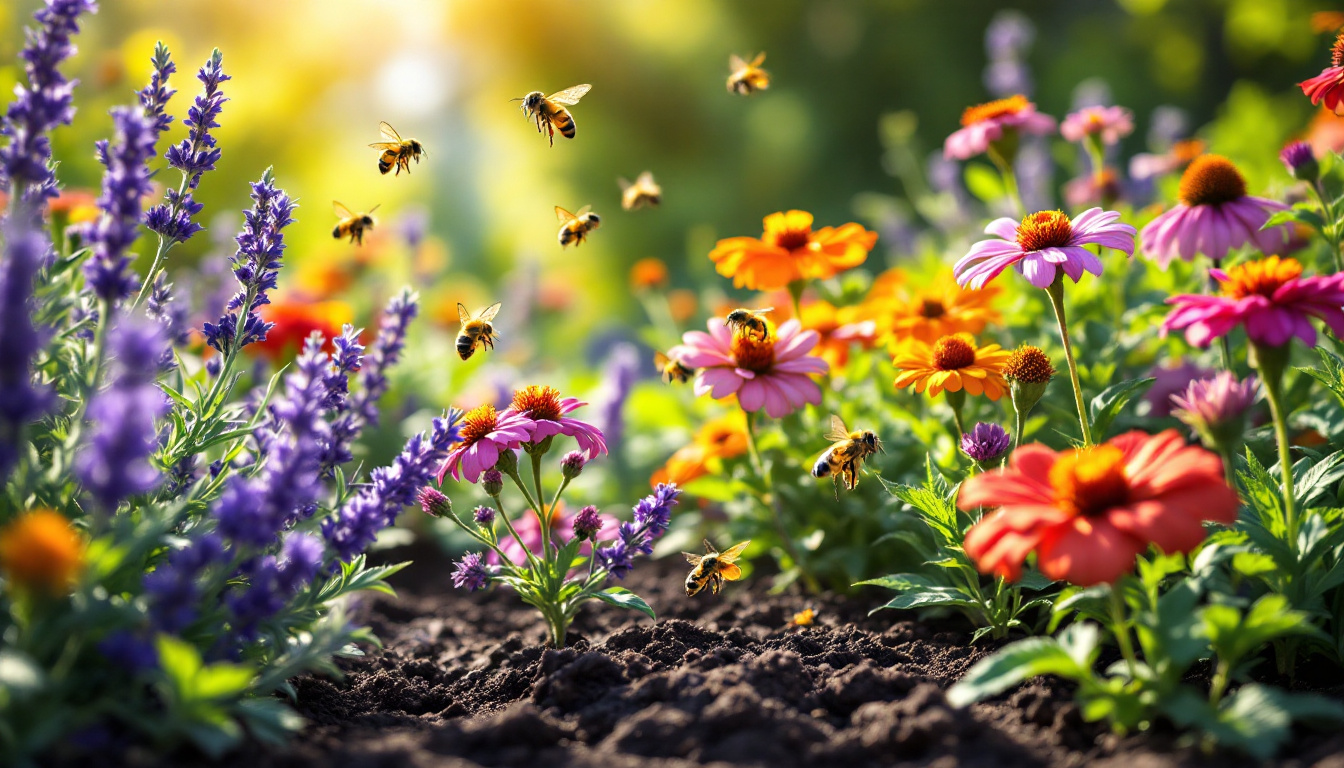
[593,587,656,620]
[1203,594,1325,669]
[1088,378,1155,439]
[552,538,582,580]
[964,163,1006,203]
[236,697,306,745]
[872,587,980,613]
[1295,451,1344,507]
[946,624,1096,707]
[1303,348,1344,406]
[1215,684,1344,760]
[854,573,938,591]
[156,634,203,689]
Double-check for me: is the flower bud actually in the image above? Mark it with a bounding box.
[961,423,1011,466]
[493,449,519,476]
[572,505,603,541]
[1171,372,1259,455]
[523,434,554,457]
[417,487,452,518]
[1280,141,1319,183]
[560,450,586,480]
[482,469,505,497]
[473,505,496,527]
[1003,344,1054,418]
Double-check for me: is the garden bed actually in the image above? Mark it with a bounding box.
[87,547,1343,768]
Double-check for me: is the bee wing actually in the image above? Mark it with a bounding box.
[368,142,403,150]
[576,205,592,217]
[618,177,632,192]
[457,302,471,325]
[702,538,718,554]
[750,52,766,67]
[729,54,747,71]
[476,302,503,322]
[683,552,703,564]
[367,204,381,214]
[756,307,774,314]
[332,200,353,218]
[654,351,670,367]
[379,121,402,142]
[555,206,578,223]
[719,540,751,561]
[719,562,743,581]
[546,83,591,105]
[825,414,850,442]
[636,171,655,187]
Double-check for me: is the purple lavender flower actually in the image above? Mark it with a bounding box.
[418,486,452,518]
[144,49,228,245]
[0,223,55,479]
[322,411,463,561]
[597,483,679,579]
[76,319,170,509]
[97,631,157,673]
[276,532,324,593]
[1146,106,1188,152]
[572,505,601,541]
[352,289,416,426]
[137,41,176,138]
[960,423,1011,464]
[1170,372,1259,451]
[227,555,285,632]
[1281,141,1318,182]
[201,169,295,356]
[560,450,586,480]
[0,0,97,204]
[983,10,1034,97]
[146,271,190,347]
[83,106,156,303]
[596,343,639,453]
[451,552,491,591]
[317,325,365,475]
[473,504,496,526]
[145,533,225,632]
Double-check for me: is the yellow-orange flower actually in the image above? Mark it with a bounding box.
[0,510,85,595]
[864,269,1001,346]
[252,295,355,361]
[630,257,669,291]
[708,210,877,291]
[893,333,1010,399]
[48,189,100,224]
[792,299,876,369]
[651,412,749,487]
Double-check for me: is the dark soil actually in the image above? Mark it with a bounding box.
[70,545,1344,767]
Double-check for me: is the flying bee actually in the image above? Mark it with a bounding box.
[812,414,885,498]
[514,84,591,147]
[331,201,379,246]
[683,539,750,597]
[368,121,427,176]
[618,171,662,211]
[726,52,769,95]
[556,205,601,248]
[455,302,502,361]
[654,351,693,384]
[725,307,773,341]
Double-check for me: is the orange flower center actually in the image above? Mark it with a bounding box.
[731,333,776,373]
[960,94,1029,127]
[1177,155,1247,207]
[1219,256,1303,300]
[919,298,947,319]
[511,384,563,421]
[1333,31,1344,68]
[1015,211,1074,252]
[1003,345,1054,383]
[766,224,814,251]
[1050,445,1130,518]
[932,335,976,371]
[459,404,500,445]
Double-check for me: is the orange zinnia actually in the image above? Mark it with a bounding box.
[960,430,1238,585]
[864,269,1001,346]
[0,510,85,595]
[252,295,355,361]
[892,333,1009,400]
[708,210,877,291]
[651,412,749,487]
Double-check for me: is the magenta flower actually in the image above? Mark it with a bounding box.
[436,404,533,484]
[944,94,1056,161]
[1299,33,1344,116]
[1163,256,1344,348]
[505,385,607,460]
[954,208,1137,290]
[1060,105,1134,146]
[1170,372,1259,437]
[669,318,827,419]
[1139,155,1289,268]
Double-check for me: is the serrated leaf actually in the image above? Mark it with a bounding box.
[1088,378,1155,439]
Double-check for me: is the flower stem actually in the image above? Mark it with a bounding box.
[987,146,1025,217]
[1109,584,1140,681]
[1044,278,1093,446]
[530,452,552,560]
[786,280,806,320]
[743,409,820,593]
[1310,180,1344,274]
[494,496,542,573]
[1011,398,1025,451]
[1254,341,1298,545]
[946,389,967,441]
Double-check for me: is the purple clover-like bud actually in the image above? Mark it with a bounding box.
[451,552,491,591]
[572,505,602,541]
[473,505,496,527]
[961,423,1011,465]
[560,450,586,480]
[417,487,451,518]
[1280,140,1319,182]
[482,469,505,497]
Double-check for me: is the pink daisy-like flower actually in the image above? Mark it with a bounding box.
[669,318,828,418]
[944,94,1057,161]
[1300,32,1344,116]
[505,385,607,460]
[954,208,1137,290]
[436,404,534,483]
[1060,105,1134,146]
[487,502,617,567]
[1163,255,1344,348]
[1139,155,1289,268]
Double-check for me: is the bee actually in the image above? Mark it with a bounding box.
[654,351,693,384]
[725,307,773,342]
[368,121,427,176]
[683,539,750,597]
[331,201,379,246]
[727,52,769,95]
[811,414,885,498]
[618,171,661,211]
[514,84,591,147]
[455,302,502,361]
[556,205,601,248]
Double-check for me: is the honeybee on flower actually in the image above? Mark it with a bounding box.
[725,306,773,342]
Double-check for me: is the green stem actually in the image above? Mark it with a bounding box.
[987,146,1024,217]
[1255,342,1298,546]
[1218,445,1238,494]
[946,389,966,441]
[1208,659,1231,708]
[786,280,806,320]
[1205,269,1234,370]
[494,496,542,573]
[1109,585,1140,680]
[743,409,820,593]
[530,452,552,560]
[1044,278,1093,446]
[1310,180,1344,273]
[1011,398,1025,451]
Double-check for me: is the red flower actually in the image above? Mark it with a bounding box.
[960,430,1238,586]
[1301,33,1344,115]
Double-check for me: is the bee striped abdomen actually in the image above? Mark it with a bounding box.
[378,150,396,175]
[456,335,476,360]
[555,110,576,138]
[811,453,833,478]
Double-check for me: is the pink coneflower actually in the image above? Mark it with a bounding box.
[669,318,828,418]
[505,385,607,460]
[1139,155,1289,268]
[437,404,534,483]
[1300,32,1344,116]
[1060,105,1134,146]
[1170,372,1259,450]
[944,95,1056,161]
[954,208,1137,290]
[1163,256,1344,348]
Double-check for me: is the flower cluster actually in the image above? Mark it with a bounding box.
[82,106,157,303]
[145,49,229,245]
[597,484,679,579]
